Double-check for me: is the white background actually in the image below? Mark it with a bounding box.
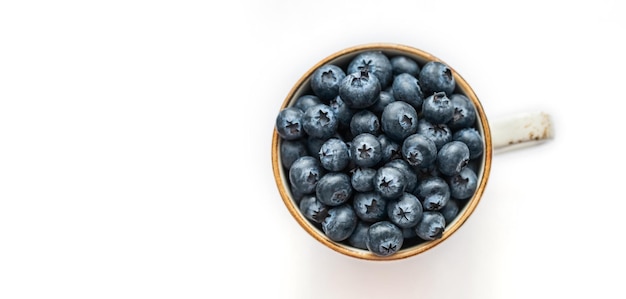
[1,1,624,298]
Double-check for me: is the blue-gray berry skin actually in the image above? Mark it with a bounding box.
[417,118,452,150]
[448,167,478,200]
[329,95,354,129]
[369,90,395,115]
[419,61,455,96]
[299,194,329,224]
[319,138,350,172]
[322,204,358,242]
[310,64,346,101]
[437,141,470,176]
[448,94,477,130]
[452,128,484,159]
[377,134,401,164]
[387,192,424,229]
[302,103,338,139]
[348,221,371,250]
[440,199,460,224]
[350,110,380,136]
[390,55,420,77]
[366,221,404,257]
[306,135,327,158]
[316,172,353,206]
[373,166,406,199]
[415,176,450,211]
[294,95,322,112]
[391,73,424,110]
[353,191,387,222]
[347,51,393,89]
[384,159,418,194]
[415,211,446,241]
[350,167,377,192]
[280,139,308,169]
[422,92,454,124]
[402,226,418,239]
[289,156,325,194]
[338,70,381,109]
[401,133,437,168]
[276,107,305,140]
[381,101,419,142]
[350,133,383,168]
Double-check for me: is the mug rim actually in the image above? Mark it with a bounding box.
[271,43,493,261]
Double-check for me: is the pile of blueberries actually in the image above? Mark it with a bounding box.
[275,50,483,257]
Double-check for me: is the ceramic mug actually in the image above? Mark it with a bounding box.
[271,43,553,261]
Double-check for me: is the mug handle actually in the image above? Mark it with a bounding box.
[490,111,555,152]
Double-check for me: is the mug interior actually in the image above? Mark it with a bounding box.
[271,43,493,261]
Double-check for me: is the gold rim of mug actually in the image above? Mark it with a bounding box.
[271,43,493,261]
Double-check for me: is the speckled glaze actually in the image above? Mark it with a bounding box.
[272,43,492,261]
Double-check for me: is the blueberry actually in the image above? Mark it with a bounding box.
[353,191,388,222]
[294,95,322,112]
[338,70,381,109]
[387,192,423,229]
[348,221,371,250]
[350,133,382,168]
[417,119,452,150]
[381,101,419,142]
[299,194,329,224]
[369,90,395,115]
[316,172,353,206]
[289,156,325,194]
[322,204,358,242]
[329,95,355,129]
[384,159,418,194]
[302,104,338,139]
[448,94,477,130]
[440,199,460,224]
[390,55,420,77]
[437,141,470,176]
[448,167,478,200]
[415,176,450,211]
[419,61,455,96]
[391,73,424,110]
[415,211,446,240]
[452,128,484,159]
[319,138,350,172]
[366,221,404,257]
[280,139,308,169]
[373,166,406,199]
[377,134,402,164]
[275,107,305,140]
[350,167,377,192]
[350,110,380,136]
[402,226,418,239]
[401,133,437,168]
[422,92,454,124]
[306,135,327,158]
[347,51,393,88]
[310,64,346,101]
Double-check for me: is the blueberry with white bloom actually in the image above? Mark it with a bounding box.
[401,133,437,169]
[415,176,450,211]
[302,103,338,139]
[280,139,308,169]
[294,95,322,112]
[390,55,420,77]
[366,221,404,257]
[437,141,470,176]
[417,118,452,150]
[350,133,383,168]
[289,156,325,194]
[276,107,305,140]
[338,70,381,109]
[448,94,477,130]
[310,64,346,101]
[448,167,478,200]
[422,92,454,124]
[350,109,380,136]
[387,192,423,229]
[347,51,393,88]
[350,167,377,192]
[392,73,424,110]
[373,166,406,199]
[353,191,387,222]
[322,204,358,242]
[415,211,446,241]
[319,138,350,172]
[419,61,455,96]
[299,195,329,224]
[452,128,483,159]
[381,101,419,142]
[316,172,353,206]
